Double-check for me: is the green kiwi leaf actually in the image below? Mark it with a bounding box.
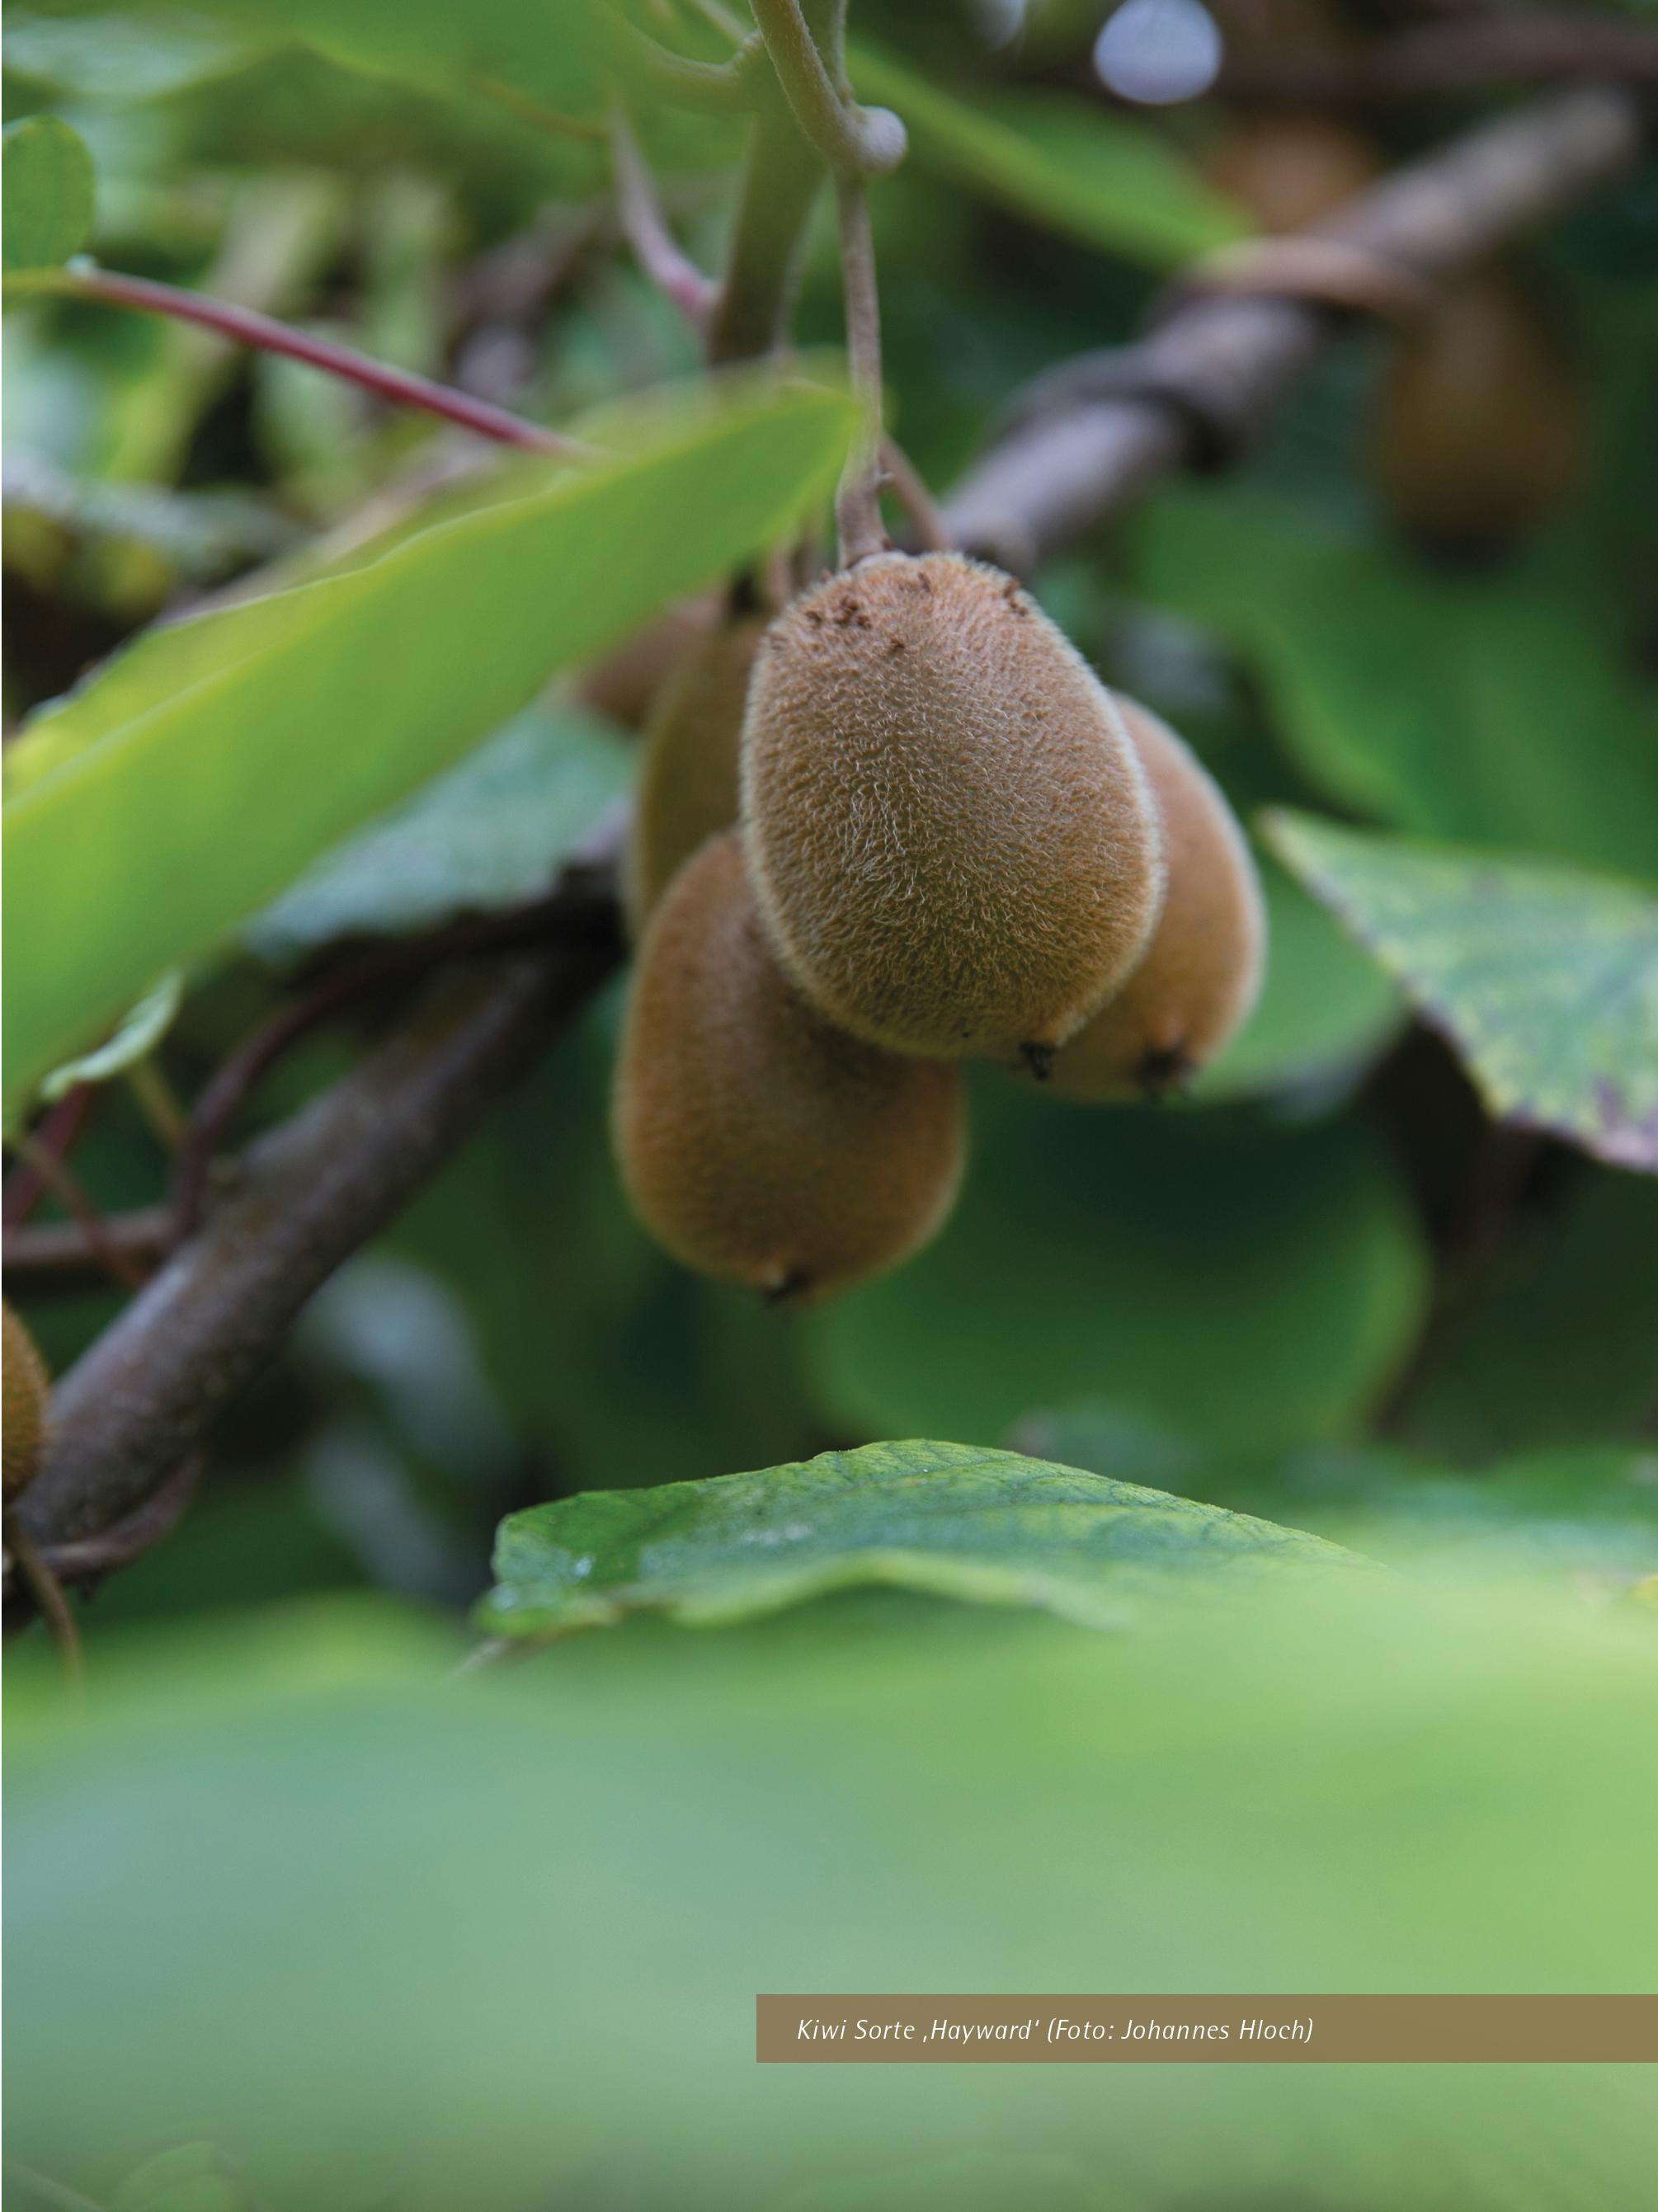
[477,1440,1367,1641]
[1268,812,1658,1174]
[2,374,851,1122]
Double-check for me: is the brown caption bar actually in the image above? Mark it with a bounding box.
[756,1996,1658,2064]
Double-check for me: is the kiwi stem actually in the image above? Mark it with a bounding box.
[749,1,905,178]
[608,101,719,337]
[880,434,949,553]
[833,178,890,568]
[4,1510,85,1687]
[707,93,824,365]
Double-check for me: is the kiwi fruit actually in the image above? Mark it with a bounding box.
[615,831,966,1303]
[577,595,719,731]
[1371,271,1583,557]
[623,610,767,938]
[3,1300,50,1505]
[741,552,1166,1066]
[1204,115,1378,234]
[1037,697,1265,1101]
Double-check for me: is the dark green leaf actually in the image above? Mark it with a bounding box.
[478,1439,1363,1639]
[1269,812,1658,1173]
[2,113,95,273]
[246,704,631,962]
[1139,491,1658,876]
[809,1090,1427,1455]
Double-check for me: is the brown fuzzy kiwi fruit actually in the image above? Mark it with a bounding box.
[1203,114,1378,234]
[1036,698,1265,1101]
[615,832,966,1303]
[622,610,767,939]
[3,1301,50,1504]
[741,552,1165,1067]
[1371,271,1583,558]
[577,595,719,731]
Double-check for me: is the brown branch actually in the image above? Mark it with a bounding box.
[35,1458,203,1587]
[10,83,1646,1579]
[3,1084,95,1228]
[944,82,1647,572]
[3,1207,172,1293]
[14,835,624,1559]
[54,269,589,458]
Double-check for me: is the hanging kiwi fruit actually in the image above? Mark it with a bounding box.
[740,552,1166,1071]
[1203,112,1380,235]
[613,832,967,1305]
[622,607,767,939]
[1370,269,1585,558]
[3,1300,50,1505]
[1032,697,1266,1102]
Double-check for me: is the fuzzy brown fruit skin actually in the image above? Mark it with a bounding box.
[3,1301,50,1504]
[622,612,766,939]
[577,595,719,732]
[741,553,1165,1064]
[1034,698,1265,1101]
[1203,114,1379,234]
[1371,271,1584,558]
[615,833,966,1304]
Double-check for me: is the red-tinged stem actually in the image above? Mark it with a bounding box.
[60,267,589,459]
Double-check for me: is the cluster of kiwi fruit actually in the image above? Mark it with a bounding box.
[1205,112,1583,558]
[606,548,1265,1307]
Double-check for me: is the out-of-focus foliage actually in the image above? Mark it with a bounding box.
[8,1574,1658,2207]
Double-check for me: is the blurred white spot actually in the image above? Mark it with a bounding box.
[1094,0,1223,106]
[975,0,1029,47]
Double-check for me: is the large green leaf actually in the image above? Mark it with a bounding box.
[1269,812,1658,1174]
[2,113,95,273]
[8,1586,1658,2206]
[808,1089,1428,1455]
[1139,491,1658,877]
[2,376,851,1119]
[246,701,631,963]
[478,1440,1361,1639]
[847,41,1247,268]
